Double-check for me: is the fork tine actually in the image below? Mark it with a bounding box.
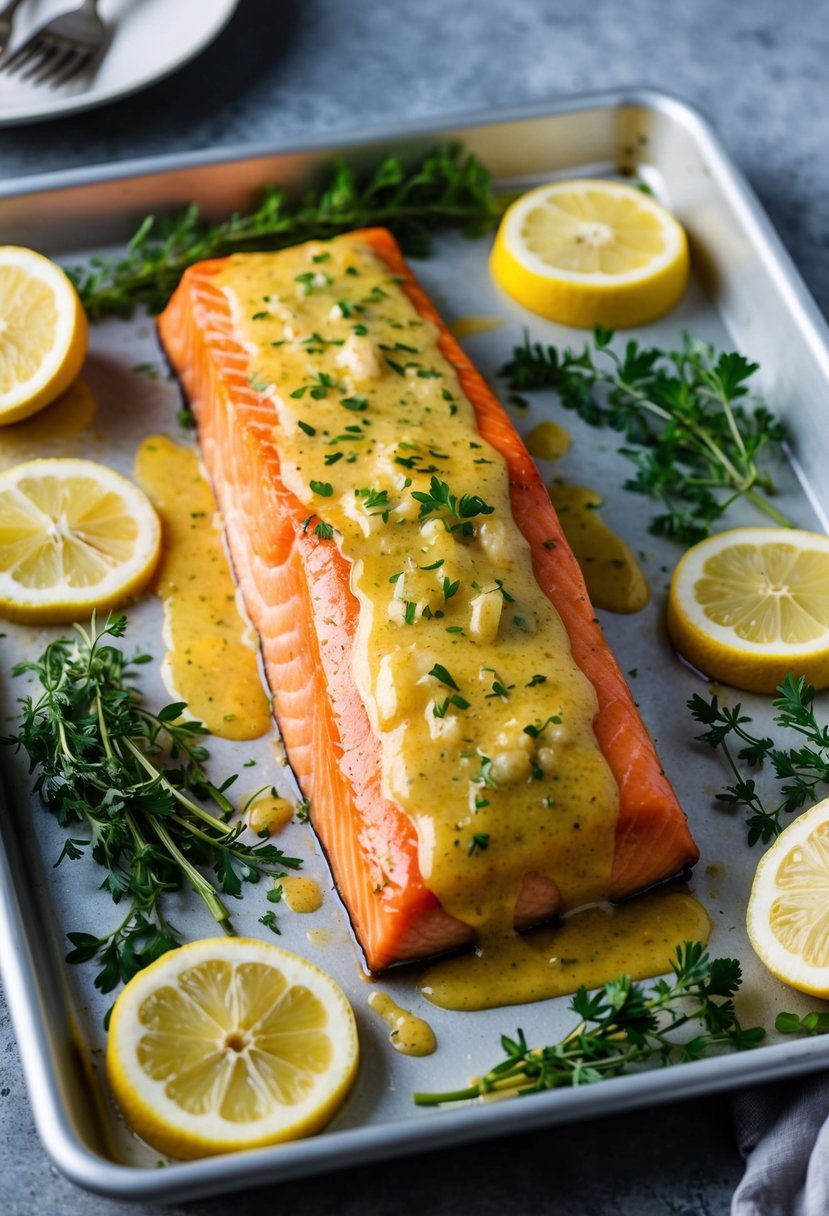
[50,47,90,88]
[2,35,45,75]
[29,44,75,84]
[21,43,62,82]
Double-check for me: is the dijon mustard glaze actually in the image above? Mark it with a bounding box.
[524,420,571,461]
[220,240,632,988]
[418,890,710,1011]
[447,316,504,341]
[246,792,294,836]
[281,875,323,914]
[548,484,649,614]
[368,991,437,1056]
[134,435,272,740]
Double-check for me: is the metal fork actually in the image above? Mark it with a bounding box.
[1,0,106,89]
[0,0,27,57]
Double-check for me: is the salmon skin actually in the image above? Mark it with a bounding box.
[158,229,699,972]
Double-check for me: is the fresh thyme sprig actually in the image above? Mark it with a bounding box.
[414,943,763,1106]
[69,146,504,321]
[689,673,829,845]
[0,614,301,994]
[500,326,790,544]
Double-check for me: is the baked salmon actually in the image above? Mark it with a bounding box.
[158,228,698,972]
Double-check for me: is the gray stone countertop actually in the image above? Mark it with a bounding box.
[1,0,827,1212]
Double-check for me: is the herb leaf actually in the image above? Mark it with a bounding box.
[501,328,790,544]
[689,674,829,845]
[0,614,303,996]
[69,147,505,321]
[413,943,764,1106]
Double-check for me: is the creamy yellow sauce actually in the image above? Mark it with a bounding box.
[419,890,710,1011]
[0,379,96,468]
[222,242,619,945]
[246,793,294,835]
[524,420,571,461]
[448,316,504,341]
[134,435,272,740]
[548,484,649,614]
[368,991,437,1056]
[281,875,323,913]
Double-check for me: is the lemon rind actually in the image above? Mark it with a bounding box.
[106,938,360,1161]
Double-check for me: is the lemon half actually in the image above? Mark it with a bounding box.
[106,939,360,1160]
[490,178,689,328]
[667,527,829,694]
[0,457,161,623]
[0,246,88,425]
[747,798,829,997]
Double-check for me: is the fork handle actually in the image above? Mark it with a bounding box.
[81,0,100,9]
[0,0,26,20]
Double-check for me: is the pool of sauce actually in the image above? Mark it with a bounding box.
[368,991,437,1056]
[524,420,572,461]
[418,889,710,1011]
[548,483,649,614]
[448,316,504,341]
[281,875,323,914]
[134,435,272,740]
[246,793,294,835]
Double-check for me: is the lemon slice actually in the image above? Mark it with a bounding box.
[747,797,829,996]
[490,179,689,328]
[106,938,360,1160]
[0,457,161,623]
[667,527,829,694]
[0,246,88,425]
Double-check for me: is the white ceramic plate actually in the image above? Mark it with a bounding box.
[0,0,238,125]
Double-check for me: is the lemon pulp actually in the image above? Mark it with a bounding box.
[667,527,829,693]
[106,938,359,1159]
[0,245,88,424]
[0,457,160,622]
[747,798,829,996]
[490,179,689,328]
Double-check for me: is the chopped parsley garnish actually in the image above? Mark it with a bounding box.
[429,663,460,691]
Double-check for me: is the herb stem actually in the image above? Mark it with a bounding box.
[152,819,233,930]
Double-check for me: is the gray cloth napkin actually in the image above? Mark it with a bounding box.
[732,1074,829,1215]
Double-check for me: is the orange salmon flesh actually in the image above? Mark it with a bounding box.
[157,228,699,971]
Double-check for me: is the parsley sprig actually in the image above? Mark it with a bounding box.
[70,146,504,320]
[501,327,790,544]
[1,614,301,994]
[412,475,494,536]
[414,943,763,1106]
[690,673,829,845]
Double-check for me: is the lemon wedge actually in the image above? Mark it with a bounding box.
[667,527,829,694]
[0,246,88,425]
[106,938,360,1160]
[747,797,829,997]
[490,179,689,328]
[0,457,161,623]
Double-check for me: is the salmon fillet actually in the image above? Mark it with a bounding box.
[157,228,698,971]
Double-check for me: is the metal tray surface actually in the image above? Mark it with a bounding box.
[2,89,829,1202]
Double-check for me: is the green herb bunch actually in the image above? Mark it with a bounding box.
[414,943,763,1106]
[69,146,504,321]
[501,327,790,544]
[1,614,300,994]
[690,673,829,845]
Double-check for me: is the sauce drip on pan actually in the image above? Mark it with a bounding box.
[135,435,272,741]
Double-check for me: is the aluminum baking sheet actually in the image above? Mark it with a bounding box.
[3,88,829,1202]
